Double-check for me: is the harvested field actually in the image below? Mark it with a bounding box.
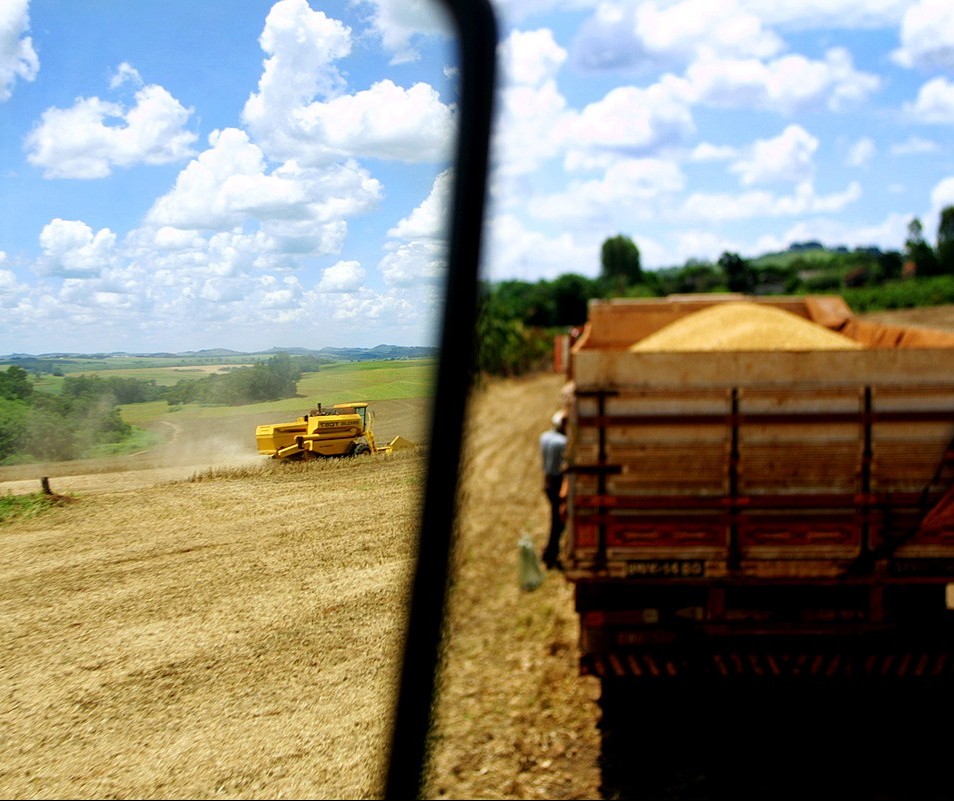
[1,455,423,799]
[0,379,600,799]
[3,306,954,799]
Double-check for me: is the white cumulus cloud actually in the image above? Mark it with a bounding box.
[729,124,819,185]
[259,274,304,308]
[25,82,197,178]
[243,0,351,118]
[0,256,30,306]
[492,29,574,176]
[501,27,568,86]
[682,180,862,221]
[147,128,298,229]
[379,169,451,287]
[291,80,455,163]
[637,0,782,61]
[930,175,954,222]
[146,128,381,243]
[738,0,910,30]
[37,219,117,277]
[318,260,365,293]
[356,0,453,64]
[572,0,782,71]
[379,240,446,287]
[569,77,696,157]
[480,213,601,282]
[242,1,454,165]
[529,158,686,222]
[388,169,452,240]
[0,0,38,101]
[687,48,880,114]
[109,62,142,89]
[905,77,954,124]
[893,0,954,69]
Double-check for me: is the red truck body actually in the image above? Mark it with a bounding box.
[561,295,954,681]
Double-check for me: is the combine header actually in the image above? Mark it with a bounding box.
[256,402,414,460]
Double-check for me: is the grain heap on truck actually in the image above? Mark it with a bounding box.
[558,294,954,682]
[256,402,414,460]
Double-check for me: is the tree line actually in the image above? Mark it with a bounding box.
[476,207,954,376]
[0,354,327,463]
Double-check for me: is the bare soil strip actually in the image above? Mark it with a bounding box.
[426,374,601,800]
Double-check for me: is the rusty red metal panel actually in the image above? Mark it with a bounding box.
[737,520,860,548]
[606,522,727,549]
[581,649,954,679]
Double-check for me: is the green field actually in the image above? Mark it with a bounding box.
[118,359,437,425]
[23,357,435,427]
[0,357,436,465]
[29,363,258,394]
[297,360,437,403]
[96,364,256,385]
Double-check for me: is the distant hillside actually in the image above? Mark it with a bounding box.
[263,345,438,361]
[1,345,437,363]
[177,348,247,358]
[318,344,438,361]
[749,245,837,269]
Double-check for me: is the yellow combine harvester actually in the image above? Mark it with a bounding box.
[255,402,414,460]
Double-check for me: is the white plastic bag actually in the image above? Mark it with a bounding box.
[518,535,545,592]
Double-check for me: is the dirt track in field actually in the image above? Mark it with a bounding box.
[426,374,601,800]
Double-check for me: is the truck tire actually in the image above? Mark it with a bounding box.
[353,443,372,456]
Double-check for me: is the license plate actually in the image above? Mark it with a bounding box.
[627,559,705,578]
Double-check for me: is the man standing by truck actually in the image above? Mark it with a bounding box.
[540,410,567,569]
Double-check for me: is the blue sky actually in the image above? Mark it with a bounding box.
[2,1,954,354]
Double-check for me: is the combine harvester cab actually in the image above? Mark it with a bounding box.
[256,402,413,460]
[561,294,954,682]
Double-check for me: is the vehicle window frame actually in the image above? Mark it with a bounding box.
[383,1,499,798]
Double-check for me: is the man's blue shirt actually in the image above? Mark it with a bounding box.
[540,429,567,477]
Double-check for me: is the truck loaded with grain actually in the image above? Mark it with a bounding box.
[557,294,954,682]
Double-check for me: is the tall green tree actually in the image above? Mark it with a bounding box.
[600,234,642,293]
[905,217,939,277]
[474,290,551,376]
[718,251,755,293]
[551,273,599,325]
[937,205,954,275]
[876,250,904,283]
[0,398,28,461]
[0,366,32,401]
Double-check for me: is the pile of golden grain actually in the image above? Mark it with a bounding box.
[629,302,863,352]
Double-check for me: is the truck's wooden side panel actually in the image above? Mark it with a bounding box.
[564,298,954,677]
[567,377,954,567]
[573,348,954,390]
